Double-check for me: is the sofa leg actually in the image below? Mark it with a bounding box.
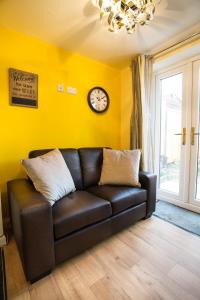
[144,213,153,219]
[29,270,52,284]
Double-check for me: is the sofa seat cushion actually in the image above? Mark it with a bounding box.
[53,191,112,239]
[87,185,147,215]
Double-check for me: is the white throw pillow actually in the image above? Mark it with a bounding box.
[21,149,76,205]
[99,148,141,187]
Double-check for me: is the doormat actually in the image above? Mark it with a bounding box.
[153,200,200,237]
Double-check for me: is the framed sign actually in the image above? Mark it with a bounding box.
[9,68,38,108]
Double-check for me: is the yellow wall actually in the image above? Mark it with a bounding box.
[0,26,121,211]
[121,66,132,149]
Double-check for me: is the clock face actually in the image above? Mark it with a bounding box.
[88,87,109,113]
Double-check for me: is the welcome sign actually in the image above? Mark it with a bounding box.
[9,68,38,108]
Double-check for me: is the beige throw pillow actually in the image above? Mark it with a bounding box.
[99,148,141,187]
[21,149,76,205]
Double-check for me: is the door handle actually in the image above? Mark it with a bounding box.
[191,127,200,145]
[174,128,186,145]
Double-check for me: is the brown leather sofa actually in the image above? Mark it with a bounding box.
[7,148,157,283]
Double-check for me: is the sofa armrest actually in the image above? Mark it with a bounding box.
[7,179,55,282]
[139,171,157,218]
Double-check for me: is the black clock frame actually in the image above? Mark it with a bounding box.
[87,87,109,113]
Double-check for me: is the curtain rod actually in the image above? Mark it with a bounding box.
[151,31,200,59]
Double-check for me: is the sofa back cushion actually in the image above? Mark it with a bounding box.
[79,148,103,188]
[29,149,83,190]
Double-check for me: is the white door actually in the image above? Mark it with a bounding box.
[155,59,200,212]
[189,60,200,208]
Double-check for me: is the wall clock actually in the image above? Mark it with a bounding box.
[88,87,109,113]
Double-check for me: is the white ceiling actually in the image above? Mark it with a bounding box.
[0,0,200,68]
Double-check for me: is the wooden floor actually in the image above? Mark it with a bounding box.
[4,216,200,300]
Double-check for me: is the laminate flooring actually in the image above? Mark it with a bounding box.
[5,216,200,300]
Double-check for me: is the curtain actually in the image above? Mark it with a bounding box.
[130,55,155,172]
[130,56,143,151]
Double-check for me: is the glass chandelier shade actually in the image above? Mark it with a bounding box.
[95,0,156,33]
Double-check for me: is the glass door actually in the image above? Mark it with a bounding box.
[156,66,190,203]
[189,60,200,206]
